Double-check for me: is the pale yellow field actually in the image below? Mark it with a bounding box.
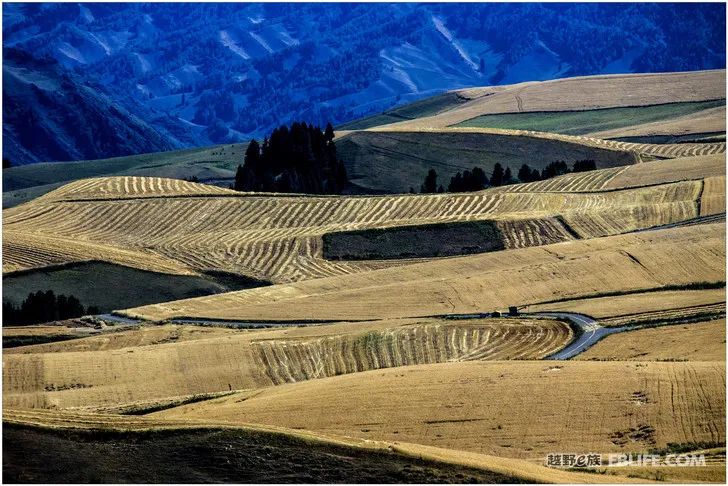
[157,360,726,460]
[530,288,726,319]
[606,154,726,190]
[577,319,726,361]
[2,318,571,410]
[125,223,725,322]
[701,176,726,216]
[381,70,726,129]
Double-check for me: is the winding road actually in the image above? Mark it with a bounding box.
[528,312,624,360]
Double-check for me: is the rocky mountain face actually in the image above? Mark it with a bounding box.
[3,2,725,165]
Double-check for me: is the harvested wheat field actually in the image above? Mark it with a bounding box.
[157,360,726,460]
[2,317,572,410]
[577,319,726,362]
[124,223,725,322]
[4,167,715,284]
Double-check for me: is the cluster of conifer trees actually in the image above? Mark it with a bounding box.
[3,290,98,325]
[416,159,596,193]
[234,122,348,194]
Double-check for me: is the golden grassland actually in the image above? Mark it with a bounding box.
[124,222,725,322]
[577,319,726,362]
[156,360,725,460]
[2,318,571,410]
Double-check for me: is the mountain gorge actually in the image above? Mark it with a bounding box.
[3,2,725,165]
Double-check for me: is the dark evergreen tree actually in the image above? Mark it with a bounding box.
[518,163,536,182]
[572,159,597,172]
[491,163,505,186]
[541,160,570,179]
[448,172,464,192]
[471,167,488,189]
[2,158,11,169]
[421,169,438,193]
[503,167,513,184]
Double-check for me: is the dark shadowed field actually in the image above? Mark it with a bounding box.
[2,425,524,484]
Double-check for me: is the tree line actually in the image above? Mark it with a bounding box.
[233,122,347,194]
[3,291,99,326]
[415,159,596,193]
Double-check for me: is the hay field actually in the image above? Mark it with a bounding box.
[157,360,726,460]
[2,318,571,410]
[577,319,726,361]
[2,169,713,283]
[125,222,725,322]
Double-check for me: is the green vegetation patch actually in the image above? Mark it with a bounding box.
[323,220,505,260]
[3,262,269,314]
[454,99,726,135]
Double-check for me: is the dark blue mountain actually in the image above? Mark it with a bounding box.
[3,2,725,165]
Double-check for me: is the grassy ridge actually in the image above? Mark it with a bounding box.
[454,99,726,135]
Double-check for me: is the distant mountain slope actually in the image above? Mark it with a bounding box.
[2,49,181,165]
[2,2,725,165]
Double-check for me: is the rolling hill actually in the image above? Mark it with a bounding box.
[3,67,725,484]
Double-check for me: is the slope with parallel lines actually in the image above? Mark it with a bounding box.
[2,318,571,410]
[2,170,712,283]
[125,222,725,322]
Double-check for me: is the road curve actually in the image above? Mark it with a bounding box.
[527,312,622,360]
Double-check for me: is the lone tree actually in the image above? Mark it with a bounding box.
[421,169,439,193]
[503,167,513,185]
